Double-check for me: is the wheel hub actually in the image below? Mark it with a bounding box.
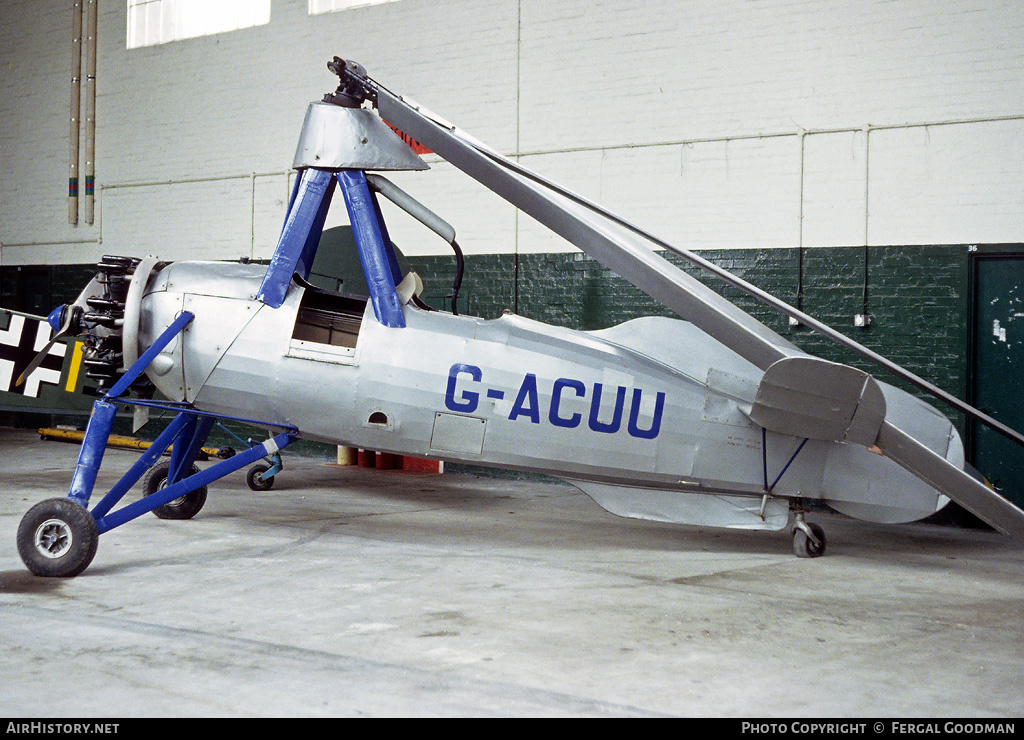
[158,477,186,507]
[34,519,72,559]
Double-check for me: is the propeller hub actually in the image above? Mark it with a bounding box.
[46,305,65,333]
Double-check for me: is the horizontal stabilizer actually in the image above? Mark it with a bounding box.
[749,356,886,446]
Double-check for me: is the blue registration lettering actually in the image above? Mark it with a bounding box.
[627,389,666,439]
[588,383,626,434]
[509,373,541,423]
[445,364,664,440]
[445,363,482,413]
[549,378,585,428]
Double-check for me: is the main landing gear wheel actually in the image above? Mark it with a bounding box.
[792,520,826,558]
[17,498,99,577]
[143,460,208,520]
[246,464,274,491]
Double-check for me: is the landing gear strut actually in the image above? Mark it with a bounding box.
[15,304,298,578]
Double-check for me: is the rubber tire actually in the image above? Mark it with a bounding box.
[246,464,274,491]
[143,460,207,520]
[793,522,826,558]
[17,498,99,577]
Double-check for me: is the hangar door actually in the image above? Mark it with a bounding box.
[969,249,1024,508]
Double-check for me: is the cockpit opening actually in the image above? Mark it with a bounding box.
[291,283,367,348]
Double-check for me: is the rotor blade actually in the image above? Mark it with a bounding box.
[350,64,1024,540]
[376,89,799,372]
[472,145,1024,451]
[371,81,1024,453]
[876,421,1024,540]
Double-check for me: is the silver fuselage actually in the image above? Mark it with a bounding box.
[137,260,958,530]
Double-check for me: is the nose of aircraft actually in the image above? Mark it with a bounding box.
[46,304,66,333]
[18,256,149,391]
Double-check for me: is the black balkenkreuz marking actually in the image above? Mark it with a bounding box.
[0,315,65,396]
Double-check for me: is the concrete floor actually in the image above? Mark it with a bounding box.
[0,427,1022,718]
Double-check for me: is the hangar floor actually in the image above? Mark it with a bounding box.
[0,427,1021,718]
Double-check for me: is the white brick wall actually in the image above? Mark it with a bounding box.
[868,119,1024,246]
[2,0,1023,264]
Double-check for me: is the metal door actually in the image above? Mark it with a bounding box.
[969,249,1024,507]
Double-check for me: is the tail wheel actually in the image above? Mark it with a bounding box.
[143,460,208,520]
[793,522,826,558]
[17,498,99,577]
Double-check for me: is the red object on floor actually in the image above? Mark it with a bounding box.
[349,449,441,473]
[399,455,442,473]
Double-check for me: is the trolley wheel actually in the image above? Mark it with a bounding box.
[246,464,275,491]
[17,498,99,577]
[143,460,207,520]
[793,522,826,558]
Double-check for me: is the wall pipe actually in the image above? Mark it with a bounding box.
[83,0,97,224]
[795,129,807,321]
[862,125,872,323]
[520,114,1024,159]
[69,0,83,225]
